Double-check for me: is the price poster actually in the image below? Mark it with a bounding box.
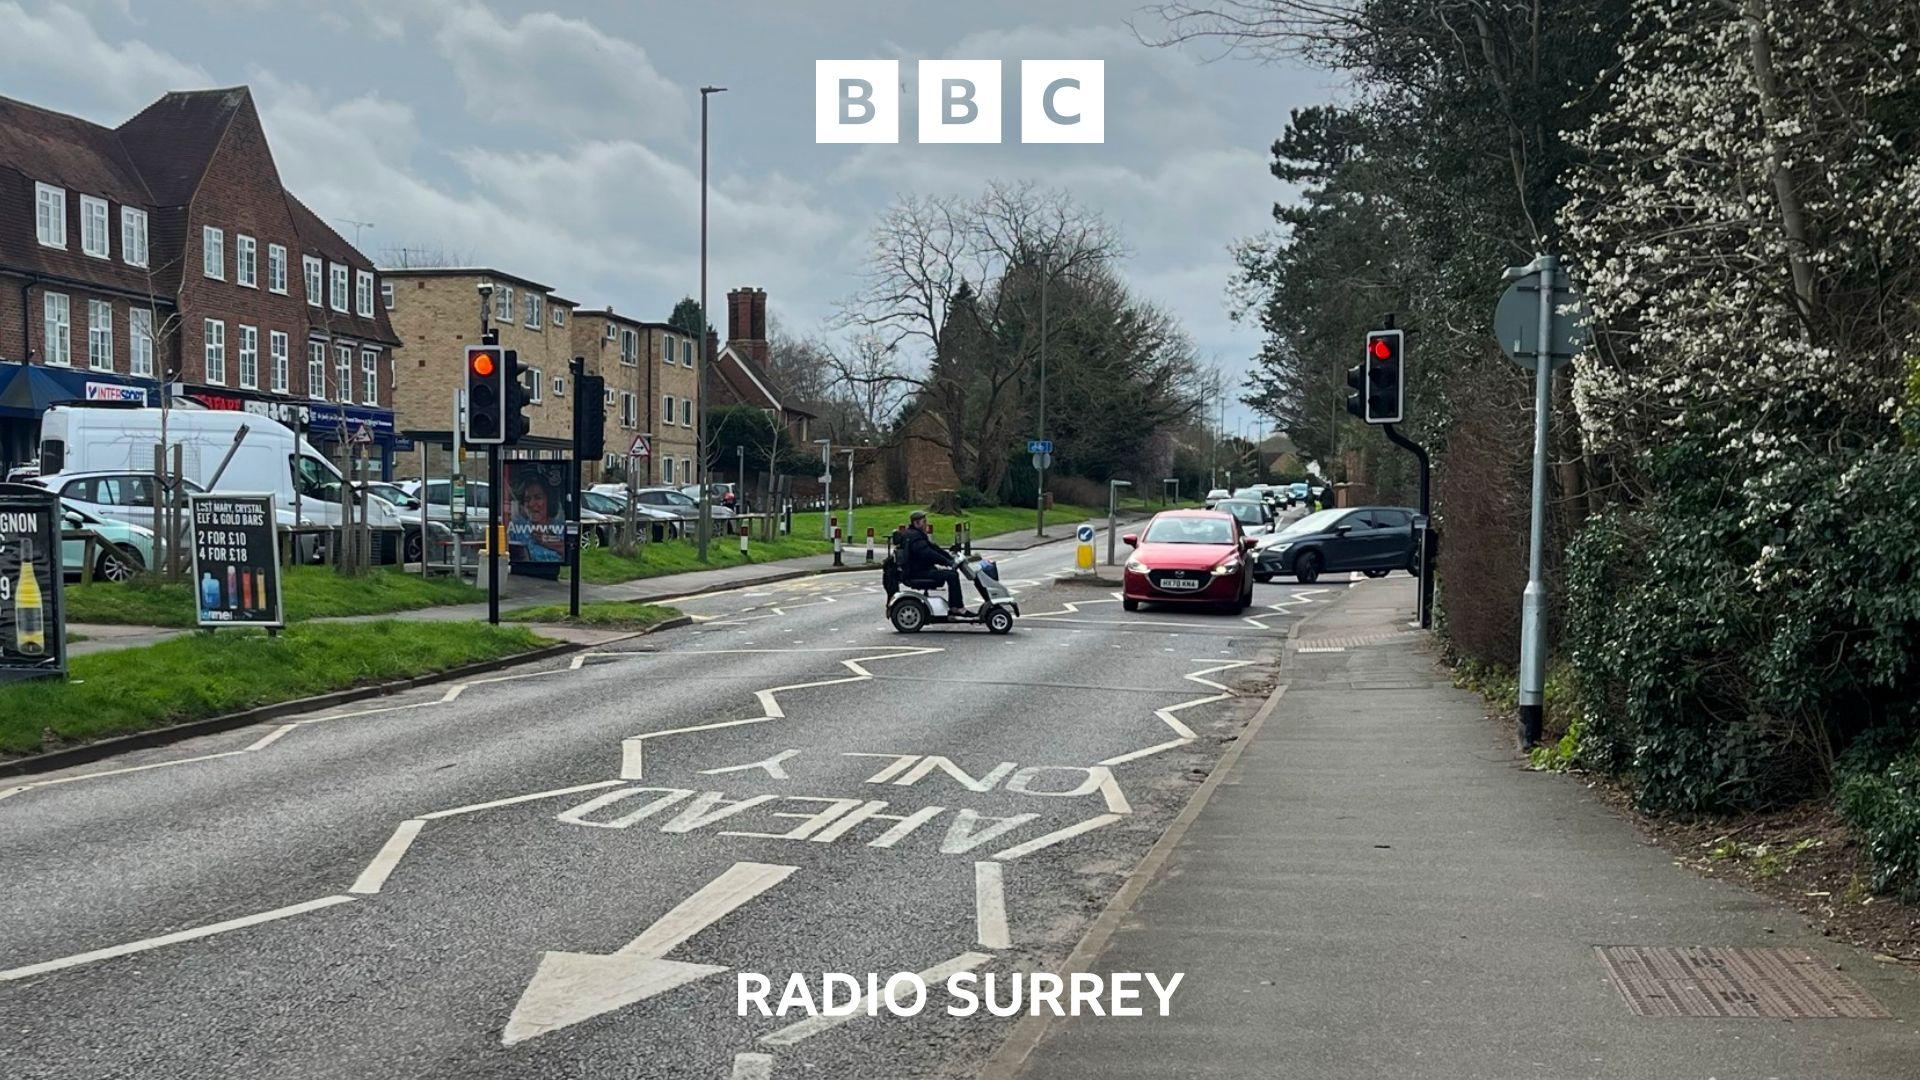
[189,493,284,629]
[0,482,66,681]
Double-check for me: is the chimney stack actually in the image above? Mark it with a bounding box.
[726,286,770,367]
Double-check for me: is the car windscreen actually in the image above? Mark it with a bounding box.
[1277,509,1345,539]
[1217,501,1264,525]
[1143,516,1235,545]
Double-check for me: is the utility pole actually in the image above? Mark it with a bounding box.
[1035,254,1050,537]
[696,84,727,562]
[1514,254,1558,747]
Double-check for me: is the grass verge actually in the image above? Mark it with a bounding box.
[63,566,485,628]
[0,620,546,757]
[578,535,831,584]
[503,601,681,631]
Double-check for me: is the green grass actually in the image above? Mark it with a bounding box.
[63,566,485,629]
[837,502,1104,545]
[503,601,681,631]
[0,620,548,756]
[578,534,832,584]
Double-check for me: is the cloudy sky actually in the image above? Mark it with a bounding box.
[2,0,1340,430]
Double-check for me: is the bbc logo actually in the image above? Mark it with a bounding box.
[815,60,1104,144]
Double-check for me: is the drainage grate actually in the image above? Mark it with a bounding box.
[1596,946,1890,1019]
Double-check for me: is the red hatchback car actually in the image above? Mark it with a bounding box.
[1120,509,1256,612]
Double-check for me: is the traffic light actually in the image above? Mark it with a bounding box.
[1345,361,1367,420]
[574,372,606,461]
[465,344,506,444]
[1364,329,1404,423]
[504,349,532,445]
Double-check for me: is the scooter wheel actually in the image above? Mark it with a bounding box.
[985,607,1014,635]
[890,601,927,633]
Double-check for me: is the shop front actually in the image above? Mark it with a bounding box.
[177,385,398,480]
[0,362,159,474]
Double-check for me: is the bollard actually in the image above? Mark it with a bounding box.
[865,527,875,564]
[832,526,843,567]
[740,528,749,556]
[963,520,973,556]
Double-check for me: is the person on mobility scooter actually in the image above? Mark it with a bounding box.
[882,511,1018,634]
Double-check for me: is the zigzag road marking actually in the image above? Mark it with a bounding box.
[1099,659,1258,766]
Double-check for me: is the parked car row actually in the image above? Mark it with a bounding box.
[1118,503,1424,612]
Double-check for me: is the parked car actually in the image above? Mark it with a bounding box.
[58,499,153,582]
[679,482,739,510]
[1214,497,1277,536]
[634,486,735,521]
[358,481,423,512]
[1119,509,1255,612]
[1203,487,1231,508]
[1252,506,1418,583]
[35,469,331,564]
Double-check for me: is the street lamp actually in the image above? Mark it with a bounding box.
[814,437,832,539]
[696,84,727,562]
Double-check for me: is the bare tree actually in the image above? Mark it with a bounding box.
[1131,1,1368,62]
[823,332,912,435]
[379,243,477,269]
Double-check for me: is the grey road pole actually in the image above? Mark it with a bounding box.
[1106,479,1131,565]
[696,85,726,562]
[1035,264,1049,537]
[1517,253,1557,747]
[815,438,832,539]
[844,448,855,540]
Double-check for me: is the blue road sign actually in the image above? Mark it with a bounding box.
[1027,439,1053,454]
[1076,524,1095,543]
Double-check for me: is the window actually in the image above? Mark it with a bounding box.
[621,392,636,428]
[328,263,348,312]
[122,207,148,267]
[203,319,226,384]
[491,285,513,323]
[525,293,543,327]
[88,299,113,370]
[270,331,289,393]
[620,328,638,364]
[304,256,322,307]
[203,226,224,279]
[604,322,617,341]
[684,339,695,365]
[36,184,66,248]
[237,325,259,388]
[129,308,154,377]
[663,458,675,484]
[552,374,564,397]
[381,282,394,310]
[662,335,676,364]
[682,398,694,426]
[552,307,566,328]
[361,349,379,405]
[308,340,327,399]
[236,235,257,288]
[335,344,353,403]
[663,394,674,425]
[42,292,70,366]
[267,244,287,293]
[355,270,374,318]
[80,196,109,258]
[529,367,543,403]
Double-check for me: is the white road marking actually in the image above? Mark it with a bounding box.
[974,862,1010,949]
[732,1053,775,1080]
[700,749,800,780]
[991,814,1126,860]
[0,894,355,982]
[502,862,797,1046]
[758,952,994,1046]
[0,750,248,801]
[417,779,625,820]
[348,819,426,895]
[245,724,298,752]
[1297,646,1346,653]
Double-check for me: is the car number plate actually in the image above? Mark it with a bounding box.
[1161,577,1201,590]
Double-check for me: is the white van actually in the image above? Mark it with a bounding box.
[36,403,408,554]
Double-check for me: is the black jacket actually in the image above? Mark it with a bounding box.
[900,526,954,578]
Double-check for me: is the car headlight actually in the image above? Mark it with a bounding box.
[1212,559,1241,576]
[1124,557,1146,573]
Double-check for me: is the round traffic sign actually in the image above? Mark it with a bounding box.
[1075,524,1095,543]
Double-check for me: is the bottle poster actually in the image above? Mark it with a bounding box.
[0,482,67,681]
[188,493,284,629]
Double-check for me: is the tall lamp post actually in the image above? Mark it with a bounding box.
[696,84,727,562]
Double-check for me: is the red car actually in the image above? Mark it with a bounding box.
[1120,509,1256,612]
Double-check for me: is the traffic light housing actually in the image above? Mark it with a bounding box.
[574,372,606,462]
[465,345,506,444]
[1351,329,1405,424]
[504,349,532,445]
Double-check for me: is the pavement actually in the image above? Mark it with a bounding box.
[1,516,1309,1080]
[1007,575,1920,1080]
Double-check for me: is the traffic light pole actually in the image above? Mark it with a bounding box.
[1517,254,1557,748]
[484,326,500,626]
[1381,423,1433,630]
[569,356,584,620]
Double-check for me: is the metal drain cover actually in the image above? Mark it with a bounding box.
[1596,946,1890,1019]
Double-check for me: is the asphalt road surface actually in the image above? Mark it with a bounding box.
[0,520,1339,1080]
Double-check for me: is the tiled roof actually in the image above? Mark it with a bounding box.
[115,87,249,206]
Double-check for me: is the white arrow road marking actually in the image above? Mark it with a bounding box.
[758,951,994,1046]
[0,894,355,982]
[731,1053,775,1080]
[974,862,1010,949]
[502,861,798,1047]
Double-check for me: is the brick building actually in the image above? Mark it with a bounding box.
[0,86,400,474]
[567,310,701,488]
[381,268,578,477]
[712,286,814,444]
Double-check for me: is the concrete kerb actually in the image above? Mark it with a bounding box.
[0,616,694,779]
[977,579,1356,1080]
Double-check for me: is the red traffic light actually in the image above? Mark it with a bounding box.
[471,352,497,377]
[1370,337,1393,360]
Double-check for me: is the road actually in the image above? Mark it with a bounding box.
[0,520,1339,1080]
